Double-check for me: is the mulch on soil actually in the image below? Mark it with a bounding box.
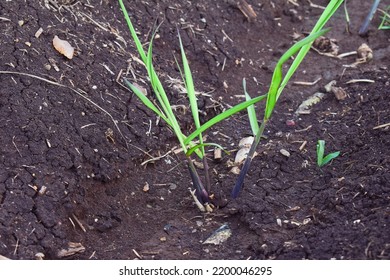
[0,0,389,259]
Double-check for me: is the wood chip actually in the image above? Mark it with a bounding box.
[35,27,44,38]
[214,148,222,161]
[331,86,347,100]
[236,0,257,21]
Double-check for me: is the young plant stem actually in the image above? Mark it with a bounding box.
[359,0,381,35]
[202,157,212,193]
[186,157,209,204]
[231,119,267,198]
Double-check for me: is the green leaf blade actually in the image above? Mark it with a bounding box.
[184,94,267,145]
[243,79,260,135]
[321,151,340,166]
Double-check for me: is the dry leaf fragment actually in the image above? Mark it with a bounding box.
[313,36,339,56]
[236,0,257,21]
[356,43,373,63]
[58,242,85,257]
[324,80,347,100]
[53,35,74,59]
[331,86,347,101]
[238,136,254,148]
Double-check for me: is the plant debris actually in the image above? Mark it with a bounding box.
[356,43,373,63]
[53,35,75,59]
[57,242,85,258]
[324,80,347,100]
[294,92,325,115]
[313,36,339,56]
[203,224,232,245]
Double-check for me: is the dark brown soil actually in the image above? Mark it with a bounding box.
[0,0,389,260]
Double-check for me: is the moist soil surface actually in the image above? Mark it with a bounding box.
[0,0,389,260]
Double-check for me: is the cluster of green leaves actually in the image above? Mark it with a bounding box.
[118,0,266,203]
[119,0,344,202]
[232,0,344,198]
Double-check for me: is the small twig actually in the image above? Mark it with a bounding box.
[287,0,299,7]
[299,140,307,151]
[72,214,87,233]
[12,136,22,157]
[189,188,206,212]
[308,0,326,9]
[311,46,340,58]
[346,79,375,84]
[13,239,19,255]
[221,29,233,42]
[295,125,312,132]
[141,149,173,166]
[68,217,76,229]
[373,122,390,130]
[88,251,96,259]
[337,51,357,58]
[293,77,321,86]
[132,249,143,259]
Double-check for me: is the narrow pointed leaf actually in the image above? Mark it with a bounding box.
[184,94,267,145]
[186,142,229,157]
[265,28,330,120]
[118,0,147,63]
[321,151,340,166]
[243,78,260,135]
[317,140,325,166]
[124,79,172,126]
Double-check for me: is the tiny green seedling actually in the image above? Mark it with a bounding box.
[316,140,340,167]
[378,5,390,30]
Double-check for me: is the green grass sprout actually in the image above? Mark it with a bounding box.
[378,5,390,30]
[118,0,267,208]
[317,140,340,167]
[343,0,351,33]
[232,0,344,198]
[243,78,260,136]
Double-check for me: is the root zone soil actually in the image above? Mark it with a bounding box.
[0,0,389,260]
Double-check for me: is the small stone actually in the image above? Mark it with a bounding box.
[143,182,149,192]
